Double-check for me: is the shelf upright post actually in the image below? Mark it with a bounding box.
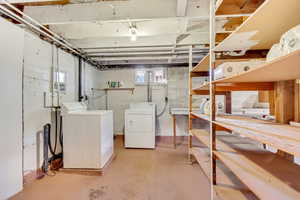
[209,0,217,195]
[188,45,193,162]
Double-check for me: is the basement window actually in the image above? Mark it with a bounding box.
[54,71,67,94]
[135,69,167,85]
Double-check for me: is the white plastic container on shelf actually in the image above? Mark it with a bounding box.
[265,145,277,154]
[214,62,241,80]
[214,60,265,80]
[199,98,209,114]
[266,43,283,62]
[280,24,300,55]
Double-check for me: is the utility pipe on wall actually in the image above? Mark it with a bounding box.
[0,1,97,67]
[78,57,83,101]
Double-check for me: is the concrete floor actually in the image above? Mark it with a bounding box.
[12,137,210,200]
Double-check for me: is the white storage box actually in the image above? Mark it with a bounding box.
[265,144,277,153]
[266,43,283,62]
[280,24,300,55]
[214,60,265,80]
[294,157,300,165]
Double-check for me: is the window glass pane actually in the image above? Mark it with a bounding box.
[135,70,145,84]
[154,69,167,84]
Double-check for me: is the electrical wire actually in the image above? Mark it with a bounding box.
[156,97,168,118]
[59,116,63,150]
[53,109,58,155]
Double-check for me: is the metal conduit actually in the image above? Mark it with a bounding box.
[0,1,98,67]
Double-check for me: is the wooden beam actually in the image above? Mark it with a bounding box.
[216,0,265,15]
[9,0,70,6]
[295,79,300,122]
[225,91,232,114]
[275,80,295,124]
[216,33,231,44]
[214,82,274,91]
[216,49,268,59]
[191,90,229,95]
[222,17,245,32]
[269,90,275,116]
[190,71,209,77]
[258,91,269,103]
[194,82,274,93]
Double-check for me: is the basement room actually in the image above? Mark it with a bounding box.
[1,0,300,199]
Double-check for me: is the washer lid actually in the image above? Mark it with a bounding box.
[61,102,87,115]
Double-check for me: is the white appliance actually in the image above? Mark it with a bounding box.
[61,102,113,169]
[125,102,156,149]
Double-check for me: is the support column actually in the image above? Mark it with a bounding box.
[209,0,217,197]
[275,80,295,161]
[188,46,193,161]
[225,91,232,114]
[275,80,295,124]
[295,79,300,122]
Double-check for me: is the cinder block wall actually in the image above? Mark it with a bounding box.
[22,32,102,174]
[91,67,259,136]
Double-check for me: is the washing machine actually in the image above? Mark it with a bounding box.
[125,102,156,149]
[61,102,113,169]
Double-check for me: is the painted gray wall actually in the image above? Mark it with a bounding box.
[0,17,23,199]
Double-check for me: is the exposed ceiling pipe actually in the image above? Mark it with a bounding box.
[89,52,206,58]
[98,59,202,66]
[3,0,77,52]
[85,48,207,54]
[93,55,204,61]
[0,0,99,67]
[84,47,208,54]
[88,50,208,57]
[81,43,207,50]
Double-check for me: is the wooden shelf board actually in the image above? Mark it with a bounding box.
[190,147,211,179]
[213,49,300,83]
[214,0,300,51]
[104,88,135,91]
[214,186,249,200]
[214,135,300,200]
[190,112,210,121]
[192,112,300,157]
[191,89,228,95]
[92,87,135,91]
[190,147,252,200]
[192,82,210,91]
[191,54,210,72]
[213,115,300,158]
[191,131,260,200]
[190,129,210,146]
[191,89,210,95]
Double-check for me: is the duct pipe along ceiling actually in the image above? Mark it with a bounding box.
[1,0,221,66]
